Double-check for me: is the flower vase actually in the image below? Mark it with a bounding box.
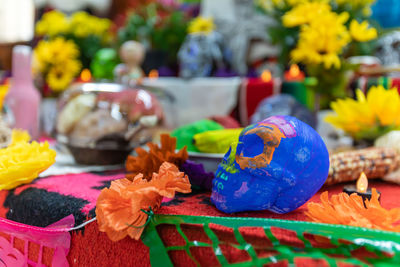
[306,66,349,111]
[40,98,58,137]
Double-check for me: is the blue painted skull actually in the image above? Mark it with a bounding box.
[211,115,329,214]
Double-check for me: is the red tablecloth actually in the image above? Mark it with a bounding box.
[0,169,397,266]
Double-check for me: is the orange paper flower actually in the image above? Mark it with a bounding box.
[96,162,191,241]
[306,189,400,232]
[126,134,188,181]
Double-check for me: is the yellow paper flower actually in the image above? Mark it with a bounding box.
[35,10,70,37]
[10,130,31,146]
[350,20,377,42]
[188,17,215,35]
[290,10,350,69]
[0,130,56,190]
[325,86,400,140]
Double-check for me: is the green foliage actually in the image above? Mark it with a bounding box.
[118,4,189,64]
[66,34,105,69]
[152,12,188,63]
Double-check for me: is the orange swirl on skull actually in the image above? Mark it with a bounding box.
[236,123,286,170]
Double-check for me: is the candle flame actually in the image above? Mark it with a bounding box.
[356,172,368,193]
[261,70,272,82]
[289,64,300,78]
[149,69,159,79]
[80,69,91,82]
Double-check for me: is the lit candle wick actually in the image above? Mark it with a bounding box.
[356,172,368,193]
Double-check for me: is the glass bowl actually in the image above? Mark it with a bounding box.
[56,83,163,165]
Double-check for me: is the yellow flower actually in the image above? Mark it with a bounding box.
[69,11,111,40]
[290,11,350,69]
[350,20,377,42]
[325,86,400,140]
[282,1,331,27]
[0,83,9,111]
[70,11,93,38]
[34,38,80,67]
[34,38,81,92]
[46,66,76,92]
[286,0,312,5]
[33,41,54,70]
[35,10,70,37]
[35,10,112,41]
[188,17,215,35]
[10,130,31,146]
[49,38,80,63]
[0,130,56,190]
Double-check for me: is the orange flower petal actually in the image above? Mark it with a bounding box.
[306,188,400,232]
[96,161,192,242]
[125,134,188,181]
[151,162,192,198]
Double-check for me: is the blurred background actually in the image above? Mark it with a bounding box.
[0,0,398,70]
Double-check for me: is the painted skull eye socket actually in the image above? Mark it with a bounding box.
[237,133,264,158]
[223,146,232,162]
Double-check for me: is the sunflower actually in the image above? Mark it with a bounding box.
[34,38,80,67]
[49,38,80,63]
[63,58,82,76]
[350,20,377,42]
[33,41,54,70]
[46,66,76,92]
[325,86,400,140]
[188,17,215,35]
[34,38,81,92]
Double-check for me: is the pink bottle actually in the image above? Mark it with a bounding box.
[7,45,41,140]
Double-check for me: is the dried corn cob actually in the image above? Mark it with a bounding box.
[325,147,400,185]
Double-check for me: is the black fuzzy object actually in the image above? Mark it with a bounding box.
[5,188,89,227]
